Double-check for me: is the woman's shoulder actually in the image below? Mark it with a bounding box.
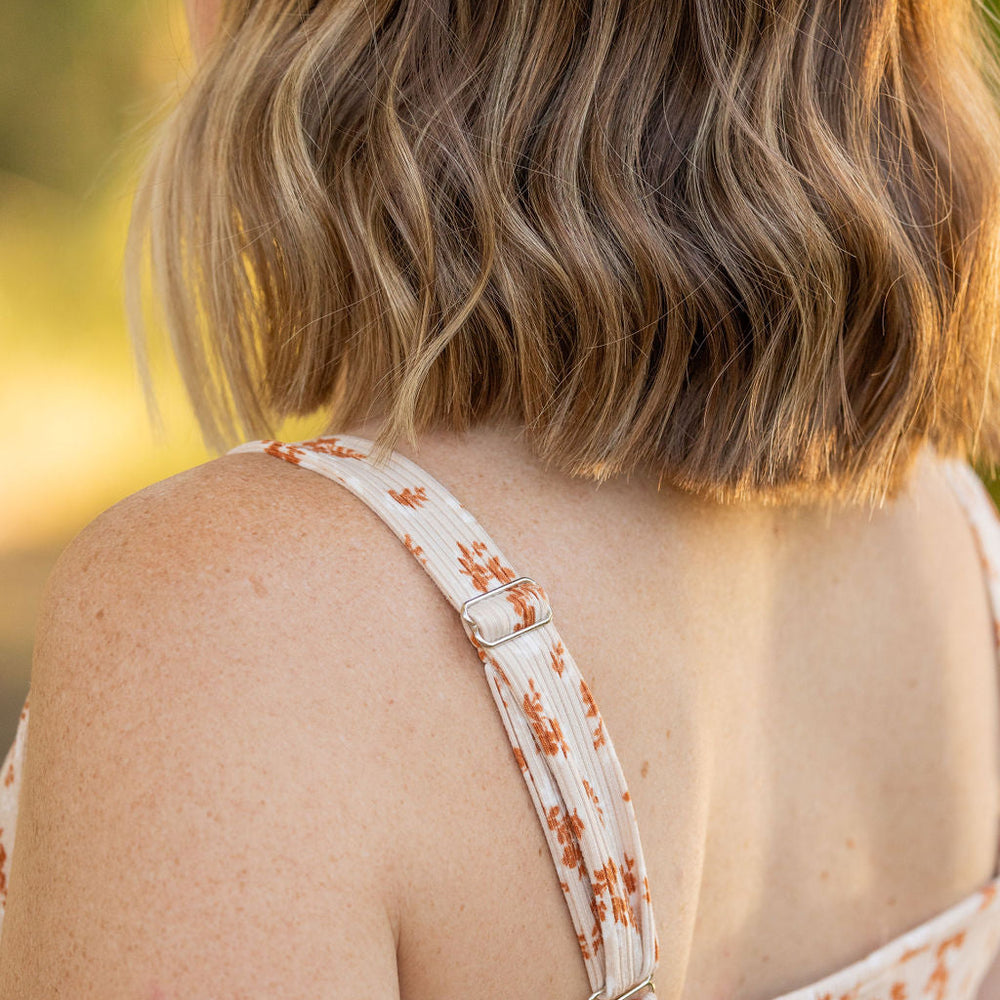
[0,450,431,996]
[42,445,420,627]
[31,449,410,708]
[28,445,455,785]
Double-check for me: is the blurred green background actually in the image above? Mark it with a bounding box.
[2,1,1000,758]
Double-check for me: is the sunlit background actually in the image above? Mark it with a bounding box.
[3,1,1000,754]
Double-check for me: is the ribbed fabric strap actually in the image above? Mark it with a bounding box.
[228,435,659,1000]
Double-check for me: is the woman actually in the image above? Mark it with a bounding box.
[3,0,1000,997]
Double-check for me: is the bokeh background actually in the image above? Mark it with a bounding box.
[3,0,1000,758]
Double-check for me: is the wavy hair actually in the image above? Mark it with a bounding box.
[125,0,1000,505]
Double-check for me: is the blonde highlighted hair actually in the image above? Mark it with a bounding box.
[126,0,1000,506]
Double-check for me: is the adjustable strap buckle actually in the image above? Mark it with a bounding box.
[460,576,553,647]
[588,972,656,1000]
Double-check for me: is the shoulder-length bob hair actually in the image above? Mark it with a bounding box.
[126,0,1000,506]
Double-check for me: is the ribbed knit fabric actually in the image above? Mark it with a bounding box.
[1,440,1000,1000]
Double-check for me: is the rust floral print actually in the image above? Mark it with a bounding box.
[2,441,1000,1000]
[389,486,428,508]
[456,538,516,593]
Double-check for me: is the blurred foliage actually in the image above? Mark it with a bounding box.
[0,0,212,545]
[0,0,188,197]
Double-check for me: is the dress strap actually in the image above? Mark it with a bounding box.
[229,435,659,1000]
[939,457,1000,879]
[0,694,29,935]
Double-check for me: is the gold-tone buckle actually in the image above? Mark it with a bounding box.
[460,576,553,647]
[588,972,656,1000]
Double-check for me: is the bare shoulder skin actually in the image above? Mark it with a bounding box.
[0,451,417,998]
[1,425,998,1000]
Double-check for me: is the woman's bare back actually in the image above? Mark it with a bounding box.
[2,420,997,999]
[351,420,1000,1000]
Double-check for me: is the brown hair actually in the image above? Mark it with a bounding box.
[125,0,1000,506]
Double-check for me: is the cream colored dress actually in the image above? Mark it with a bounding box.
[1,434,999,1000]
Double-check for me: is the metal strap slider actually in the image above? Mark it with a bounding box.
[588,972,656,1000]
[460,576,553,647]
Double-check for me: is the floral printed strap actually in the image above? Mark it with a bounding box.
[229,435,659,1000]
[0,693,29,935]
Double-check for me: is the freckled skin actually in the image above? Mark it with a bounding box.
[3,426,1000,994]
